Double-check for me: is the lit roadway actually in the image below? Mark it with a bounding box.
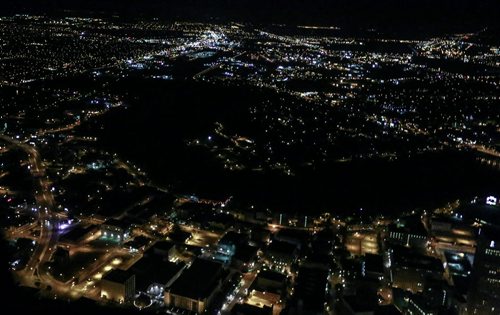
[469,143,500,158]
[2,134,157,299]
[0,134,60,288]
[1,134,129,299]
[222,268,259,315]
[193,51,247,79]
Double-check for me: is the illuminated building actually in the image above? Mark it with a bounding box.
[467,227,500,315]
[164,258,229,313]
[387,246,444,293]
[248,270,287,311]
[407,294,438,315]
[100,218,131,243]
[346,231,379,256]
[362,253,384,281]
[217,231,249,258]
[387,216,427,251]
[265,240,298,269]
[288,266,329,315]
[486,196,498,206]
[59,224,98,245]
[430,216,476,251]
[100,269,136,303]
[129,253,184,298]
[148,240,176,260]
[123,236,152,253]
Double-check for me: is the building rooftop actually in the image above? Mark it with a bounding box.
[267,240,297,256]
[231,303,272,315]
[408,293,440,313]
[374,304,402,315]
[257,270,287,283]
[455,203,500,228]
[391,246,443,272]
[150,240,175,252]
[275,229,309,246]
[103,218,131,230]
[130,255,184,291]
[478,225,500,242]
[234,244,258,263]
[389,215,427,236]
[252,270,287,295]
[342,295,376,313]
[102,269,134,284]
[169,229,192,243]
[168,258,227,300]
[219,231,248,246]
[124,236,152,250]
[293,266,329,311]
[60,224,96,243]
[364,253,384,275]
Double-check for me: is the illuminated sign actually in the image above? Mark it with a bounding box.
[486,196,497,206]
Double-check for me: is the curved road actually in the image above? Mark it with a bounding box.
[0,135,59,287]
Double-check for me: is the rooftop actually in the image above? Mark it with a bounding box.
[257,270,287,283]
[293,266,329,310]
[102,269,134,284]
[389,215,427,236]
[374,305,402,315]
[219,231,248,246]
[231,303,272,315]
[364,253,384,275]
[130,255,184,291]
[168,258,226,300]
[267,240,297,256]
[124,236,152,249]
[150,240,175,252]
[103,218,131,230]
[60,225,96,243]
[391,246,443,272]
[234,244,259,263]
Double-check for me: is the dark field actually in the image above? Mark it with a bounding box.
[76,79,500,215]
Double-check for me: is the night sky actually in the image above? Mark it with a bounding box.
[2,0,499,31]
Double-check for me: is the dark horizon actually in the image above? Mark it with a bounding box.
[2,0,500,34]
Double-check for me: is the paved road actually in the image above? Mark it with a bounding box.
[0,135,59,286]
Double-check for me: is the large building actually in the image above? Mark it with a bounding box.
[164,258,229,313]
[362,253,385,281]
[407,294,439,315]
[215,231,249,264]
[430,216,476,253]
[248,270,287,312]
[405,283,451,315]
[129,253,185,298]
[288,266,329,315]
[100,218,131,243]
[345,231,379,256]
[387,246,444,293]
[265,240,298,271]
[387,216,428,252]
[232,303,273,315]
[100,269,136,303]
[467,227,500,315]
